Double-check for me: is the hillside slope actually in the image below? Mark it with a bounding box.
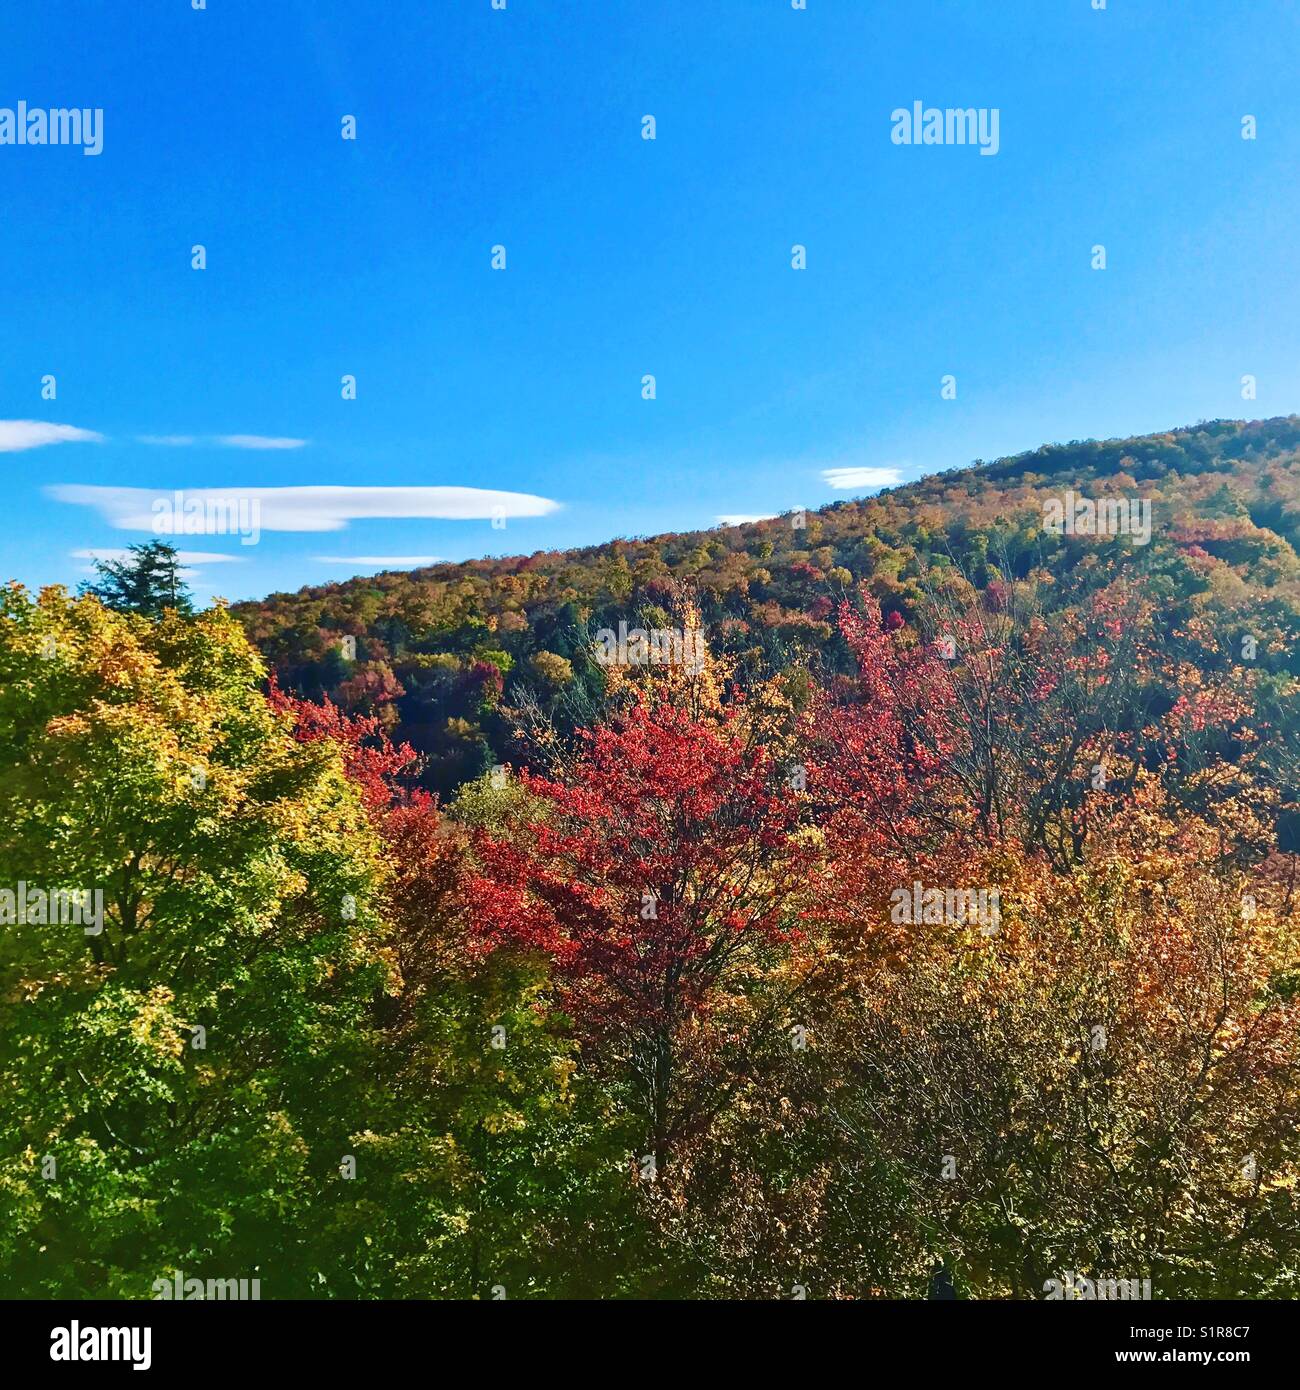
[235,415,1300,795]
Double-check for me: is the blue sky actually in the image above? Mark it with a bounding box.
[3,0,1299,602]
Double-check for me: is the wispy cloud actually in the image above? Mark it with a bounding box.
[216,435,308,450]
[136,434,304,449]
[0,420,103,453]
[48,484,561,532]
[313,555,445,567]
[716,513,777,527]
[71,548,245,565]
[3,424,308,453]
[821,465,904,491]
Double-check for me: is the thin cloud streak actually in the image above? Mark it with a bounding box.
[821,466,904,491]
[136,435,304,449]
[0,420,103,452]
[72,548,246,565]
[48,484,562,532]
[216,435,309,450]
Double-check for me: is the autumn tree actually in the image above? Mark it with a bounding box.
[466,696,815,1171]
[267,673,421,815]
[268,700,648,1298]
[0,584,389,1295]
[811,814,1300,1298]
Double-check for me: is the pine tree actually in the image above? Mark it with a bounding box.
[82,541,193,617]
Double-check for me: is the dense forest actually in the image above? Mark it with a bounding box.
[236,415,1300,798]
[3,415,1300,1298]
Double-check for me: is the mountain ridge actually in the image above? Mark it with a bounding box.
[234,413,1300,795]
[241,414,1300,602]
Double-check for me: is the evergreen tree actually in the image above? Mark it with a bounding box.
[82,541,193,617]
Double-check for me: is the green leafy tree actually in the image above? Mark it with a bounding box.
[296,795,652,1299]
[0,584,386,1296]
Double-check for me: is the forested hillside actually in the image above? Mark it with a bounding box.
[5,416,1300,1299]
[235,415,1300,797]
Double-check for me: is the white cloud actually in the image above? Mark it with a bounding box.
[716,513,777,527]
[72,548,245,565]
[136,435,303,448]
[216,435,308,450]
[313,556,445,567]
[0,420,103,452]
[821,465,904,491]
[48,484,561,532]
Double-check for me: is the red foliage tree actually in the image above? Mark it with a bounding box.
[334,661,405,716]
[466,697,813,1166]
[802,596,973,947]
[812,597,957,837]
[266,674,422,814]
